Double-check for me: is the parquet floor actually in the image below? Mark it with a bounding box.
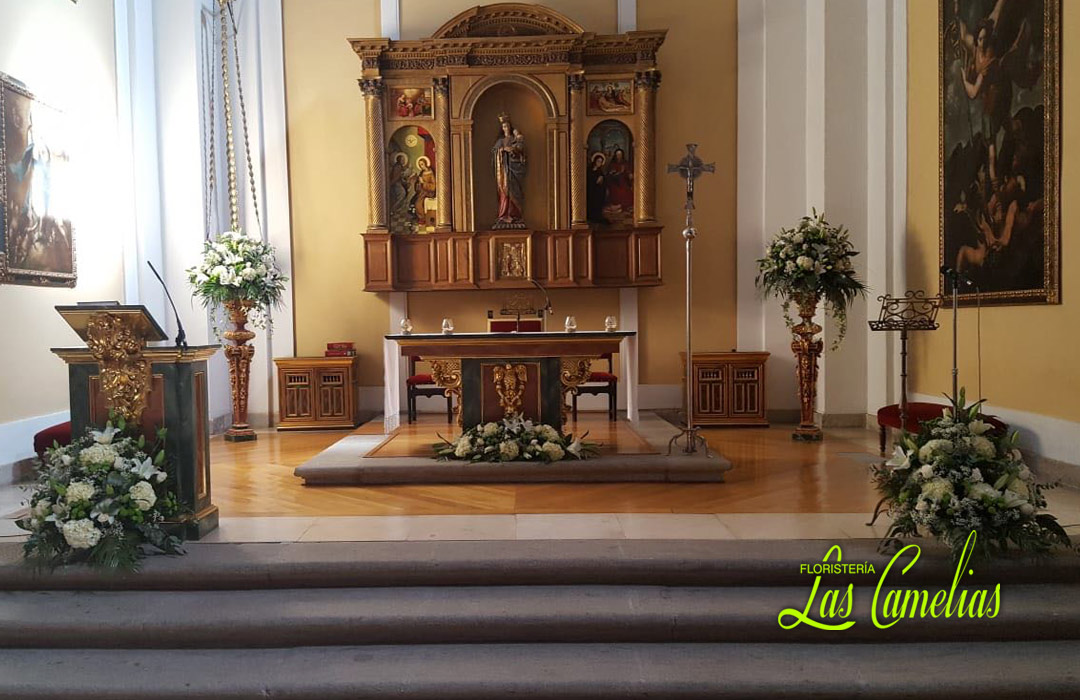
[209,414,885,517]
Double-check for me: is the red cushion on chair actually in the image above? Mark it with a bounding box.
[588,371,618,383]
[406,374,435,386]
[877,402,1007,435]
[489,319,543,332]
[34,421,72,458]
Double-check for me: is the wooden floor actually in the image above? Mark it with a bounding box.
[209,414,885,518]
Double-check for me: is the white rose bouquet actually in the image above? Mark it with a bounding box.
[755,210,866,347]
[434,415,599,463]
[870,389,1072,561]
[186,230,287,336]
[17,418,184,570]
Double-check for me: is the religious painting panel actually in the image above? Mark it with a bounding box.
[586,79,633,116]
[389,87,433,119]
[388,125,437,234]
[940,0,1059,305]
[0,73,76,286]
[586,120,634,227]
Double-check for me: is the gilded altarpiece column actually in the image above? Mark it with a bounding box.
[433,77,453,231]
[360,77,388,232]
[568,73,587,228]
[634,70,661,225]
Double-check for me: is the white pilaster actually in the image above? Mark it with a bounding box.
[384,291,408,428]
[619,287,640,422]
[617,0,637,33]
[381,0,400,40]
[736,0,766,353]
[865,0,890,415]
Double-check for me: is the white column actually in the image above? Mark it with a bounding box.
[736,0,766,353]
[381,0,400,40]
[617,0,637,33]
[619,288,640,422]
[865,0,890,416]
[384,292,408,428]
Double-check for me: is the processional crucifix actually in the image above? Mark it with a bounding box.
[667,144,715,455]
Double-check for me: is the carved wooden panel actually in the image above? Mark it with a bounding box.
[633,230,661,283]
[275,357,360,430]
[361,229,661,291]
[592,232,632,285]
[363,234,393,291]
[682,352,770,427]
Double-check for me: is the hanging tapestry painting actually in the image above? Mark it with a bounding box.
[586,120,633,226]
[389,125,437,234]
[0,73,75,286]
[940,0,1059,305]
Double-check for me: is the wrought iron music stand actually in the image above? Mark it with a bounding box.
[867,291,942,437]
[666,144,715,456]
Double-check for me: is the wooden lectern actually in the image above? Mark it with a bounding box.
[52,304,220,539]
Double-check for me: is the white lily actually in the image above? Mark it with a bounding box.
[92,425,120,445]
[884,445,910,471]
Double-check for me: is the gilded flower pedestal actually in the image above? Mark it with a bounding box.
[791,294,824,441]
[223,299,257,442]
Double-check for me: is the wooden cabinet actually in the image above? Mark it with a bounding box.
[274,357,360,430]
[680,352,769,427]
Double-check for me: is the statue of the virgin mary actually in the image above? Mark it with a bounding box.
[492,113,527,229]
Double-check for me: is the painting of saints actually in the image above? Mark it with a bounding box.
[387,125,436,233]
[492,113,526,229]
[586,120,634,226]
[940,0,1058,304]
[586,80,633,116]
[1,75,75,286]
[390,87,433,119]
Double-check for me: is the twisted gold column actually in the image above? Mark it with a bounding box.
[568,73,587,228]
[434,77,452,231]
[634,70,661,225]
[360,77,388,232]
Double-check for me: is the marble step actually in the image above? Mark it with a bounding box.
[3,539,1078,591]
[2,641,1079,699]
[1,584,1079,648]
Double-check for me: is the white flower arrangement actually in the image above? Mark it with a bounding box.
[186,230,287,336]
[434,415,599,463]
[17,419,184,569]
[871,389,1072,561]
[755,211,866,348]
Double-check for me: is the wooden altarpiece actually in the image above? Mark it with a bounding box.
[350,3,666,291]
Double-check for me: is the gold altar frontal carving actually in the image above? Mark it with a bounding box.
[493,363,528,418]
[559,356,594,425]
[429,359,463,425]
[351,3,666,293]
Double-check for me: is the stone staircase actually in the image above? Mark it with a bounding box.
[1,539,1078,699]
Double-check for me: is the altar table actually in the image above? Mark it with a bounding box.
[386,331,636,430]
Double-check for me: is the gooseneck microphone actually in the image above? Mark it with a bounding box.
[940,264,974,287]
[147,261,188,349]
[529,277,553,317]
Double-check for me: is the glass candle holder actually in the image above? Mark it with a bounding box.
[564,315,577,333]
[441,318,454,334]
[604,315,618,332]
[400,317,413,335]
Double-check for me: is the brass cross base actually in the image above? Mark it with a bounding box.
[667,424,712,457]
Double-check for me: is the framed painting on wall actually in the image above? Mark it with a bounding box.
[940,0,1059,305]
[586,79,633,116]
[389,87,433,119]
[0,73,76,287]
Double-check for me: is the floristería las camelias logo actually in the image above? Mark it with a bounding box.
[778,531,1001,631]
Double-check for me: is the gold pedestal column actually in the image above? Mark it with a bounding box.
[568,73,587,228]
[434,77,453,231]
[791,294,824,441]
[634,70,661,225]
[222,299,257,442]
[360,77,388,233]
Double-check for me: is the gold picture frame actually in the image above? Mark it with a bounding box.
[939,0,1060,306]
[0,72,77,287]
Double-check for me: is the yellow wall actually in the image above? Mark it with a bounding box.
[0,0,124,424]
[907,0,1080,423]
[282,0,739,388]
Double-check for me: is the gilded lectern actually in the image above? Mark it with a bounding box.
[52,304,220,538]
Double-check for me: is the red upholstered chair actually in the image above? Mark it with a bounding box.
[34,421,72,459]
[572,353,617,422]
[876,402,1008,454]
[406,356,452,424]
[487,316,544,332]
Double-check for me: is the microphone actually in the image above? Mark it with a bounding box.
[940,265,974,287]
[147,261,188,349]
[528,277,553,316]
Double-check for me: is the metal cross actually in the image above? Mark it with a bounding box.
[667,143,715,212]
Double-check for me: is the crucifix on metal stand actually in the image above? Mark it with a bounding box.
[667,144,715,455]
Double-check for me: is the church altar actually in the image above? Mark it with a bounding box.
[386,331,635,430]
